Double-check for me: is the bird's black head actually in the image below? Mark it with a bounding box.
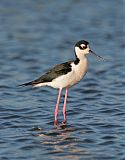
[75,40,105,60]
[75,40,89,50]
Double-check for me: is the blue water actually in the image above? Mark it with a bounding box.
[0,0,125,160]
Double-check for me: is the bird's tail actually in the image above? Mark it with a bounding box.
[19,79,47,87]
[18,81,33,87]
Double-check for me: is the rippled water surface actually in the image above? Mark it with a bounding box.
[0,0,125,160]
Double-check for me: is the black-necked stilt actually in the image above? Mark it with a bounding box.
[20,40,105,126]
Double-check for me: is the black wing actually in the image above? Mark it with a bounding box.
[20,61,73,86]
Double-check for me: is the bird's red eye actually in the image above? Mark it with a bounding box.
[80,44,86,50]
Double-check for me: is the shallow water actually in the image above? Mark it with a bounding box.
[0,0,125,160]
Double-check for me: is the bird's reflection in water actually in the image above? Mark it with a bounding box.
[32,124,90,159]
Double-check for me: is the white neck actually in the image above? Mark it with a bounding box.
[75,46,89,60]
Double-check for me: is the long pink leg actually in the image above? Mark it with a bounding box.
[62,87,68,124]
[54,88,62,126]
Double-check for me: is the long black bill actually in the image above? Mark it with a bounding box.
[90,50,105,60]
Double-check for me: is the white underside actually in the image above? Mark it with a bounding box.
[34,57,88,89]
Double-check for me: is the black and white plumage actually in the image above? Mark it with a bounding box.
[21,61,73,87]
[20,40,104,126]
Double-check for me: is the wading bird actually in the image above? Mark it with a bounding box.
[20,40,105,126]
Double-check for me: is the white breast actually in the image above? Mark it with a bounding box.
[71,57,88,85]
[49,57,88,89]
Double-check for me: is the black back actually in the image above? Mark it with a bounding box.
[31,61,73,85]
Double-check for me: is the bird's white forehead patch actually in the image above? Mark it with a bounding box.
[80,44,86,48]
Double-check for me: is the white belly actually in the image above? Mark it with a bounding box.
[49,58,88,89]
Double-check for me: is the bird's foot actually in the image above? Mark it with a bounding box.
[54,120,58,126]
[62,120,66,125]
